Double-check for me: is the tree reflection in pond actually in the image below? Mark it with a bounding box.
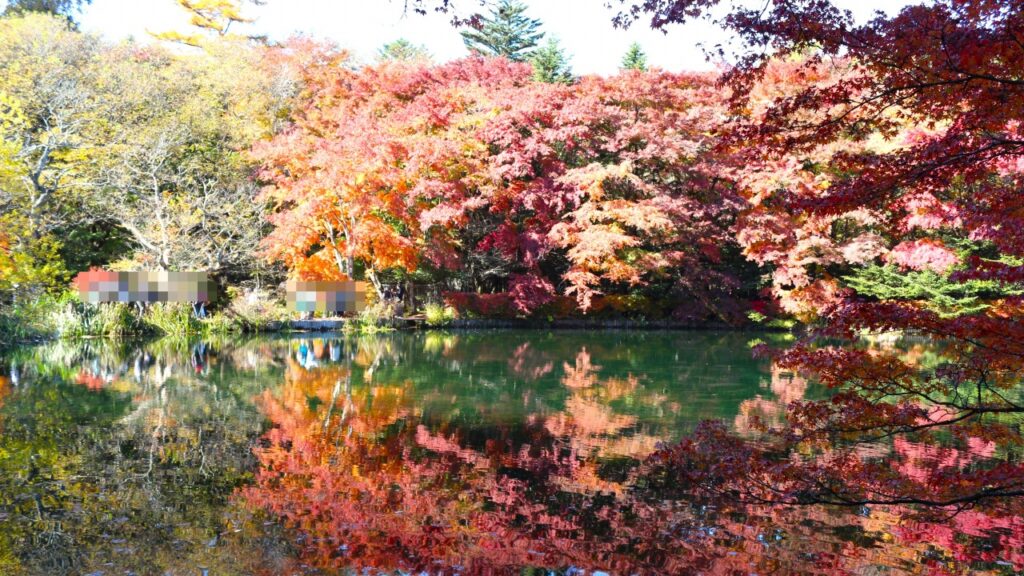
[0,338,295,576]
[0,331,1021,575]
[241,332,1024,575]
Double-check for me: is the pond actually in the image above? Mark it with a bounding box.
[0,331,1018,575]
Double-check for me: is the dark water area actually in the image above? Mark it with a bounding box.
[0,331,1019,575]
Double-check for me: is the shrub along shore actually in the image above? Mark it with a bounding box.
[1,288,786,350]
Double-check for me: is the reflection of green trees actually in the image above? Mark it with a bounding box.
[0,337,293,575]
[0,379,131,574]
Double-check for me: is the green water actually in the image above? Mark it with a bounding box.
[0,331,1012,575]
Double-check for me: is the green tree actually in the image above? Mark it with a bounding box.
[843,263,1023,318]
[460,0,543,62]
[530,37,572,84]
[378,38,430,62]
[621,41,647,71]
[1,0,91,22]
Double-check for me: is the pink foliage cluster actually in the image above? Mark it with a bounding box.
[886,239,960,273]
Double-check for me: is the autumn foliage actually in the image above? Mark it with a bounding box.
[596,0,1024,527]
[2,1,1020,569]
[241,0,1024,549]
[254,50,748,319]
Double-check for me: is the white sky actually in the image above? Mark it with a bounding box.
[65,0,917,75]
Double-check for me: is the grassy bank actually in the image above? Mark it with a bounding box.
[0,292,272,347]
[0,291,405,348]
[0,290,795,349]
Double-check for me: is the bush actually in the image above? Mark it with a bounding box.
[0,294,55,346]
[1,287,291,344]
[1,292,157,342]
[218,288,290,332]
[346,300,398,333]
[144,303,203,338]
[442,292,515,318]
[423,302,455,327]
[200,313,235,335]
[54,297,151,338]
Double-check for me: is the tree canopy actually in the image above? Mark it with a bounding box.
[154,0,266,46]
[1,0,90,21]
[378,38,430,61]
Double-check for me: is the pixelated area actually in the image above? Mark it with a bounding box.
[286,280,367,314]
[72,270,215,303]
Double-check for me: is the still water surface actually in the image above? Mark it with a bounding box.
[0,331,1015,575]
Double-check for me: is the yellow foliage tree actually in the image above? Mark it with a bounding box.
[0,61,67,296]
[154,0,265,47]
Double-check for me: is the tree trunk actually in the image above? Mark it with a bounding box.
[365,267,383,300]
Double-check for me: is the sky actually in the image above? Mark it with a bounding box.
[68,0,918,76]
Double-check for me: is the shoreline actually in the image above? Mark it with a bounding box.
[270,317,755,332]
[0,319,771,348]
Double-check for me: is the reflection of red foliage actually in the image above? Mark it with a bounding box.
[507,342,553,380]
[893,437,996,486]
[896,510,1024,568]
[75,370,106,391]
[240,357,1022,574]
[735,364,808,434]
[0,374,9,413]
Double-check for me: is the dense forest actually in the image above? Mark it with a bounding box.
[5,0,1014,335]
[0,0,760,333]
[4,0,1015,334]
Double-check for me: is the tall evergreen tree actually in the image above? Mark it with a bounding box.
[460,0,543,62]
[530,37,573,84]
[378,38,430,62]
[620,42,647,71]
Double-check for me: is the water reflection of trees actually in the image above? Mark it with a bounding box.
[241,333,1023,575]
[1,332,1019,574]
[734,364,808,434]
[0,337,293,575]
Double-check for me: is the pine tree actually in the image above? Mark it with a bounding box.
[621,42,648,71]
[378,38,430,62]
[460,0,544,62]
[530,37,573,84]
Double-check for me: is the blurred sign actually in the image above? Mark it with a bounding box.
[286,280,367,314]
[72,270,216,303]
